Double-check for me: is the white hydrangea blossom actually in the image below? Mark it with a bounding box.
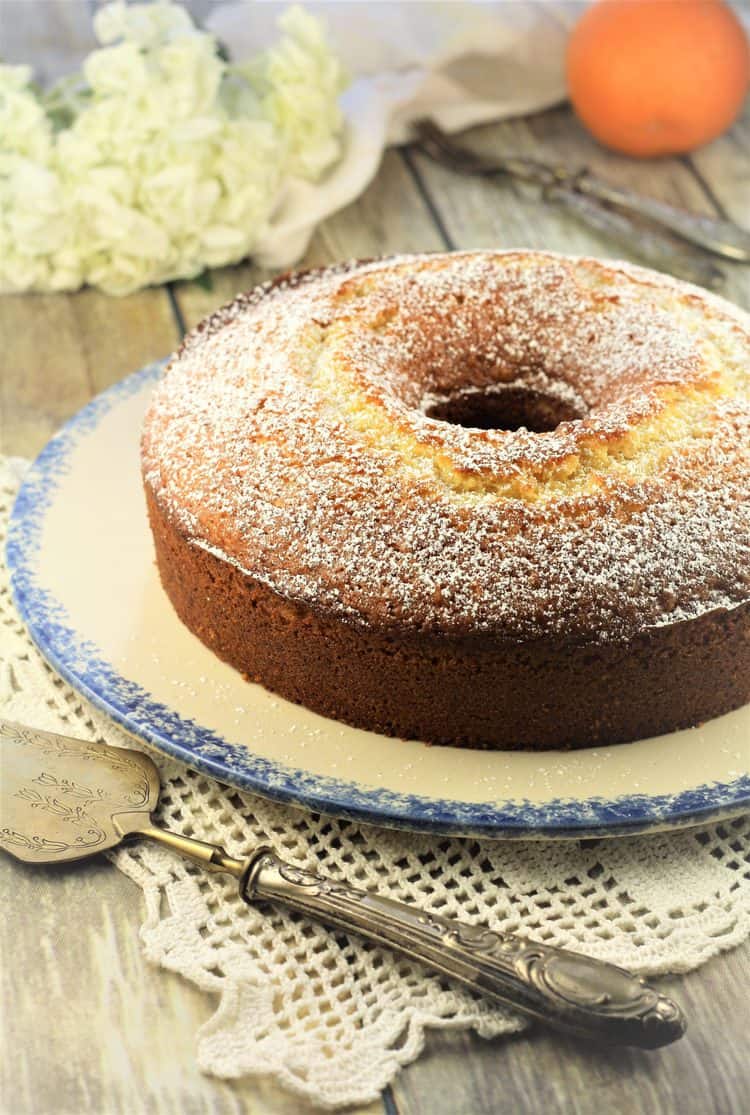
[0,1,346,295]
[243,7,348,180]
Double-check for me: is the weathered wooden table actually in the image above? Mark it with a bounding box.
[2,6,749,1113]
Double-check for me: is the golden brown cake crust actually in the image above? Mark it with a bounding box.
[141,251,750,749]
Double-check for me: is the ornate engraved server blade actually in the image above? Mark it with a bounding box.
[0,720,159,864]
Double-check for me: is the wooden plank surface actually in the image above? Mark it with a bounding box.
[0,287,179,457]
[393,947,750,1115]
[688,103,750,232]
[0,852,383,1115]
[2,5,750,1114]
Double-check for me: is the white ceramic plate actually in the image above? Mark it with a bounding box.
[7,364,750,839]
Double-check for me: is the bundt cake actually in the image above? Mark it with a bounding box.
[141,251,750,749]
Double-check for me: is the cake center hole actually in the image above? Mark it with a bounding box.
[424,386,585,433]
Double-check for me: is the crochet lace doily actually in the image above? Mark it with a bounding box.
[2,457,749,1110]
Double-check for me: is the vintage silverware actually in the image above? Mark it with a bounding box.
[0,719,686,1049]
[414,118,750,286]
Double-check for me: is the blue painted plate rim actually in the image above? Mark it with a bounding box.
[6,363,750,839]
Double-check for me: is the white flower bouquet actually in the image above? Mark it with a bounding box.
[0,1,346,295]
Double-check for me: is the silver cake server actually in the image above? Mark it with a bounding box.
[0,718,686,1050]
[413,118,750,288]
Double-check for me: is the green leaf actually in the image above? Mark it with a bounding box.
[193,270,214,292]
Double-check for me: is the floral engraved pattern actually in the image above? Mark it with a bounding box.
[1,829,69,853]
[274,858,358,902]
[16,786,95,824]
[1,825,107,853]
[0,720,152,808]
[32,771,107,802]
[8,779,109,853]
[1,721,152,858]
[253,850,686,1048]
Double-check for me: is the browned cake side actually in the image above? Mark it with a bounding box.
[142,252,750,749]
[145,485,750,750]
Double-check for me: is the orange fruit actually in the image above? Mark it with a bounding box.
[566,0,750,157]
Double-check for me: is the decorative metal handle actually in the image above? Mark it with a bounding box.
[414,117,750,266]
[546,184,724,289]
[242,849,685,1049]
[574,172,750,262]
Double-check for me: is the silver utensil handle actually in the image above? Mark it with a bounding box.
[575,173,750,262]
[242,848,685,1050]
[546,184,723,290]
[414,116,750,264]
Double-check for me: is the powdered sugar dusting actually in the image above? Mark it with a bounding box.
[142,251,750,640]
